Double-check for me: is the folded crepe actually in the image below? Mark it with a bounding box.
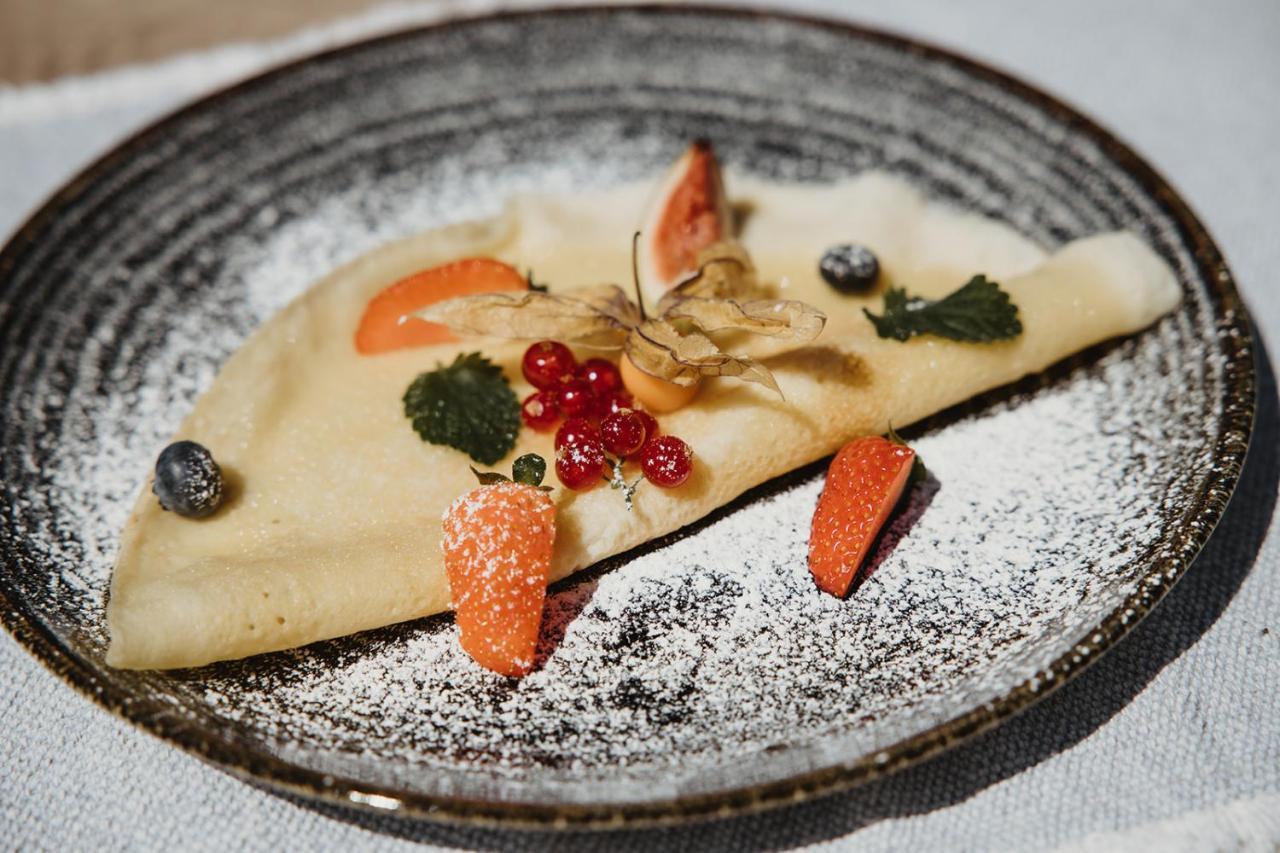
[106,172,1179,669]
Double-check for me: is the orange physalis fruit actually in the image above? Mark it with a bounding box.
[618,351,700,413]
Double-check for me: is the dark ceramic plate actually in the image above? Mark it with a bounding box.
[0,5,1254,829]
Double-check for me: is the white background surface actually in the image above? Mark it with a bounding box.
[2,1,1279,849]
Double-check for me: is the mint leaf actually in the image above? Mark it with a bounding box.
[863,275,1021,343]
[404,353,521,465]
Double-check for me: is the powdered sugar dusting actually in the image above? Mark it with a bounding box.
[170,336,1209,804]
[0,9,1239,811]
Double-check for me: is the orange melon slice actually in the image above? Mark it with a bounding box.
[354,257,526,355]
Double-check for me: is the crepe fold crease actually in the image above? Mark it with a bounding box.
[106,174,1179,669]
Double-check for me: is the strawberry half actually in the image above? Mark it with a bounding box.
[808,435,916,597]
[442,480,555,676]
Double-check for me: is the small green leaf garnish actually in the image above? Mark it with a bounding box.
[863,275,1021,343]
[470,457,552,490]
[526,270,549,293]
[886,423,928,484]
[512,453,547,487]
[404,352,521,465]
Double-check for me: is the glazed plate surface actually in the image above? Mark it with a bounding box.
[0,5,1253,827]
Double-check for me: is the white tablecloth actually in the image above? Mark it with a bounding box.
[3,1,1278,849]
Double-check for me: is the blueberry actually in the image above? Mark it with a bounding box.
[819,243,880,293]
[152,440,224,518]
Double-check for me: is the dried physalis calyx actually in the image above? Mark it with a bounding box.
[416,239,826,401]
[658,241,760,306]
[413,285,639,349]
[626,240,825,397]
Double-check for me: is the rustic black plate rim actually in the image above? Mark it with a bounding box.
[0,3,1256,831]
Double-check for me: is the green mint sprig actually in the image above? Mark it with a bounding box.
[864,275,1021,343]
[469,453,552,491]
[403,352,521,465]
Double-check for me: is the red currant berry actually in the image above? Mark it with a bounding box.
[520,390,559,432]
[640,435,693,488]
[577,358,622,397]
[555,417,600,452]
[557,377,595,418]
[633,409,659,444]
[522,340,576,390]
[600,410,647,457]
[556,438,605,490]
[595,390,635,419]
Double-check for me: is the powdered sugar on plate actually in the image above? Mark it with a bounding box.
[12,164,1223,807]
[11,150,1223,806]
[0,9,1242,811]
[168,305,1209,804]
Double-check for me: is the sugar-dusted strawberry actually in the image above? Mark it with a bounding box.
[808,435,916,597]
[441,456,555,676]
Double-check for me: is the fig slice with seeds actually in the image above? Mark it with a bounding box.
[636,140,732,307]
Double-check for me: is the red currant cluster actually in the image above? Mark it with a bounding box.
[519,340,693,491]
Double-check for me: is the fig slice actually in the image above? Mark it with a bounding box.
[637,140,732,308]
